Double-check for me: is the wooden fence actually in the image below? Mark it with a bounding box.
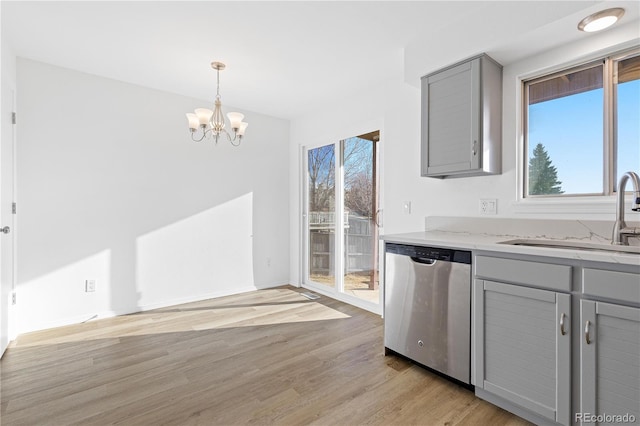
[309,213,373,274]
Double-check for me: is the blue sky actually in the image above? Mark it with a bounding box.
[617,80,640,182]
[528,79,639,195]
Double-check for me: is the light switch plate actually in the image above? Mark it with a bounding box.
[403,201,412,214]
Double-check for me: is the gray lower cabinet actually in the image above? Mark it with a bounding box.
[580,300,640,425]
[474,279,571,425]
[473,255,639,425]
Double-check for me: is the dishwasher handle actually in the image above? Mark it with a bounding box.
[410,257,437,265]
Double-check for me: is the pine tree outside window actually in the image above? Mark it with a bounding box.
[523,48,640,198]
[529,143,563,195]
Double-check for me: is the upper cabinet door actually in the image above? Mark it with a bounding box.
[421,54,502,178]
[422,59,480,176]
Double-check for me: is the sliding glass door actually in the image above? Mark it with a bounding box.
[303,131,381,309]
[306,143,337,288]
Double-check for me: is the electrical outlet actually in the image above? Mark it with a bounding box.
[85,279,96,292]
[267,257,271,267]
[479,199,497,215]
[12,292,16,305]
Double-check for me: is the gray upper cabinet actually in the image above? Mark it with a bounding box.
[421,54,502,178]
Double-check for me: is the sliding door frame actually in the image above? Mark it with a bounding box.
[300,129,383,315]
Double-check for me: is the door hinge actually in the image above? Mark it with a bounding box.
[12,293,16,305]
[11,112,16,125]
[12,202,16,214]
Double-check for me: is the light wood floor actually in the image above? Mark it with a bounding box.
[1,286,532,425]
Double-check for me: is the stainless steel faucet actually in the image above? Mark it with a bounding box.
[612,171,640,245]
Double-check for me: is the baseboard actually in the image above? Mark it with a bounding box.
[16,283,289,335]
[300,283,382,315]
[136,286,262,312]
[18,312,113,334]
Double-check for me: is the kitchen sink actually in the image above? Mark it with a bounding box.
[499,239,640,255]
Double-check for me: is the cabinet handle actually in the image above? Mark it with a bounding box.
[584,320,592,344]
[472,140,478,156]
[560,313,567,336]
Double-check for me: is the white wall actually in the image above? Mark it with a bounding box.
[289,23,640,285]
[16,59,290,333]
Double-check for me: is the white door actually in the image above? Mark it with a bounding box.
[0,90,16,357]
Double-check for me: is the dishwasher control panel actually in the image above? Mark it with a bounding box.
[385,243,471,264]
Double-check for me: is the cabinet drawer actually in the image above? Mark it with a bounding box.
[582,268,640,304]
[475,256,571,292]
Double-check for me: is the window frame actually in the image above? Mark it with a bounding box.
[521,47,639,200]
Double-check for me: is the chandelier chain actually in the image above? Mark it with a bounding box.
[216,68,221,99]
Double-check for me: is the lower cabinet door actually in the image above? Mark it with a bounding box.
[474,280,571,425]
[580,300,640,425]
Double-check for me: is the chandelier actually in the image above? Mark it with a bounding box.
[186,61,248,145]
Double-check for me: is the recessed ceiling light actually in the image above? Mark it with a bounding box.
[578,7,625,32]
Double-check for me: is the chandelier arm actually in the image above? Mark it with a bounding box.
[190,130,207,142]
[220,128,242,146]
[222,129,242,146]
[191,126,218,142]
[221,128,231,141]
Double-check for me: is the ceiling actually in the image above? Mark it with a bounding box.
[2,1,639,120]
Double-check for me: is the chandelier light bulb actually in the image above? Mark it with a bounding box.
[186,113,199,130]
[237,122,249,136]
[227,112,245,130]
[194,108,213,126]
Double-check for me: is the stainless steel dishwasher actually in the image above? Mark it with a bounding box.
[384,243,472,385]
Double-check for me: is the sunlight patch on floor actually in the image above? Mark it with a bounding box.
[11,289,351,348]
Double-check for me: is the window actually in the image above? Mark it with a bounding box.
[523,49,640,198]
